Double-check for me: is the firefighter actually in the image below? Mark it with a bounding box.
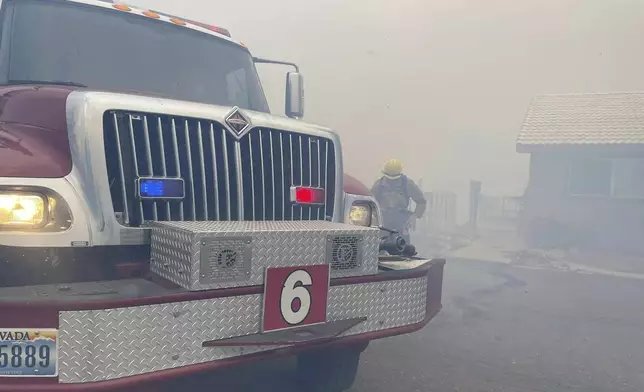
[371,159,427,244]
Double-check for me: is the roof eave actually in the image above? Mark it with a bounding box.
[516,142,644,154]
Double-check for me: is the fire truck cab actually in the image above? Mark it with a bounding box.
[0,1,445,391]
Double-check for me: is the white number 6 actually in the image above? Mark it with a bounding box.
[280,270,313,325]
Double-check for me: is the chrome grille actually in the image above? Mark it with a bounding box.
[103,110,336,226]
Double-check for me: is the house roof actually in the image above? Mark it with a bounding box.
[517,92,644,151]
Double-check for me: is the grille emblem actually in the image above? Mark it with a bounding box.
[224,107,251,139]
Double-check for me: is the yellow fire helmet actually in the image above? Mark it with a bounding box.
[382,159,403,179]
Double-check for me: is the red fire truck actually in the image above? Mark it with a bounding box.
[0,0,445,391]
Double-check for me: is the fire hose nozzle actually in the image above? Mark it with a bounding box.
[379,235,407,254]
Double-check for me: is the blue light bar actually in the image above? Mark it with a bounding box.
[137,178,185,199]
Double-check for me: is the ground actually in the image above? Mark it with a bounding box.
[163,257,644,392]
[427,225,644,280]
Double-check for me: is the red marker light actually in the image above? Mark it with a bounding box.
[291,186,325,205]
[205,25,231,37]
[186,20,231,37]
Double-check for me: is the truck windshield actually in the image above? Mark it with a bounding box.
[1,0,270,112]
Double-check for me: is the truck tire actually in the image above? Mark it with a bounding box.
[296,343,368,392]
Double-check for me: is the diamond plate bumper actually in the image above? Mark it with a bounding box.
[0,260,445,391]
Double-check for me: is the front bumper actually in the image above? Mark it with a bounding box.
[0,260,444,391]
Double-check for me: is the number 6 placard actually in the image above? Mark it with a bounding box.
[262,264,330,333]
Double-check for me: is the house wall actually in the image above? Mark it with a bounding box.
[522,149,644,254]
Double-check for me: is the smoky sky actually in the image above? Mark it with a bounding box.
[132,0,644,210]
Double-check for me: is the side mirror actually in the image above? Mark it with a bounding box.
[285,72,304,119]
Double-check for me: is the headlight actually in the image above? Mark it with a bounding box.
[348,203,371,226]
[0,189,72,232]
[0,193,47,229]
[344,194,381,227]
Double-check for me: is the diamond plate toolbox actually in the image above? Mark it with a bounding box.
[150,220,380,290]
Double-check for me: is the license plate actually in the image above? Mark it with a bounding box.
[0,329,57,377]
[262,264,330,333]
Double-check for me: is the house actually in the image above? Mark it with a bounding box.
[517,92,644,254]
